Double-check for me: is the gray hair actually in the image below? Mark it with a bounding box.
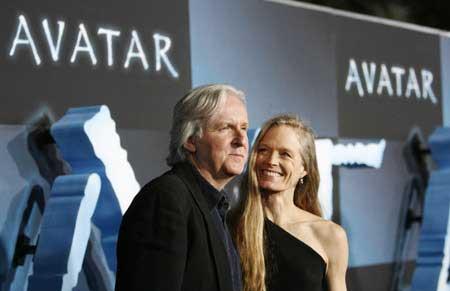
[166,84,246,166]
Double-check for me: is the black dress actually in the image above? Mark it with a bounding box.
[265,219,327,291]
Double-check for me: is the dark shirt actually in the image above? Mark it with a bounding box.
[191,165,243,291]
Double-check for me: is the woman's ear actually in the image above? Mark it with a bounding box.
[183,136,196,153]
[302,171,308,178]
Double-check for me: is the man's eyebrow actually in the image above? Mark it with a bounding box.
[207,119,248,129]
[205,121,227,130]
[279,147,294,153]
[210,119,235,125]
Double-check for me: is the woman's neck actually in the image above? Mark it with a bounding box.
[263,189,297,225]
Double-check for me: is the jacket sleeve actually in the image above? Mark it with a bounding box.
[115,177,189,291]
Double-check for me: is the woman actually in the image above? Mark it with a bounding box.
[235,115,348,291]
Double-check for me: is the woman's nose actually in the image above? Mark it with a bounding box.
[266,152,279,165]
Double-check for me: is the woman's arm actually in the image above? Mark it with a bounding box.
[325,223,349,291]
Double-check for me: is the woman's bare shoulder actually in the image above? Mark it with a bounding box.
[290,209,347,247]
[312,220,348,262]
[311,219,346,243]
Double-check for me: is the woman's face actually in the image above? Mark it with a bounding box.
[255,125,307,195]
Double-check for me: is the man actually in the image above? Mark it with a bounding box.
[115,84,249,291]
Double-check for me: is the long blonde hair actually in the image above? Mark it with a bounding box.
[235,114,321,291]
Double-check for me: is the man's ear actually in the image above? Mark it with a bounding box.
[183,136,196,153]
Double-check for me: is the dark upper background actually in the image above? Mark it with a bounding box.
[294,0,450,31]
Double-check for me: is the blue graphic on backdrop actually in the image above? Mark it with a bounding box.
[1,106,142,291]
[49,105,140,274]
[0,123,56,291]
[411,127,450,291]
[28,174,101,291]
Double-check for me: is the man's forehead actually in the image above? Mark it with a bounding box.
[207,112,248,124]
[209,108,248,124]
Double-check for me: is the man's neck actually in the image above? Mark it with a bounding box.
[187,158,231,190]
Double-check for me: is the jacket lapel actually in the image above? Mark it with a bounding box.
[173,163,233,291]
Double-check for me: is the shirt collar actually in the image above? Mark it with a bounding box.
[188,162,228,211]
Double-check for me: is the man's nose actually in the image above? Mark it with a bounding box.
[231,128,248,148]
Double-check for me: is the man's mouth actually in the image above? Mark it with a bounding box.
[230,153,245,158]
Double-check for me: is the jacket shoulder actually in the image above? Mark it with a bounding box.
[125,168,192,217]
[144,169,190,194]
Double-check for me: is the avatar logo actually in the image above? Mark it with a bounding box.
[8,14,179,78]
[345,58,437,105]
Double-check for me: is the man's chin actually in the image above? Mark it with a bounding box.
[224,164,246,176]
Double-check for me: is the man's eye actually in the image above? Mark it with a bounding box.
[281,152,291,158]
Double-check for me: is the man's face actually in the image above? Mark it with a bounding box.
[187,94,249,189]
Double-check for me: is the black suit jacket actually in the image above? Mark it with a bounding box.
[115,162,234,291]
